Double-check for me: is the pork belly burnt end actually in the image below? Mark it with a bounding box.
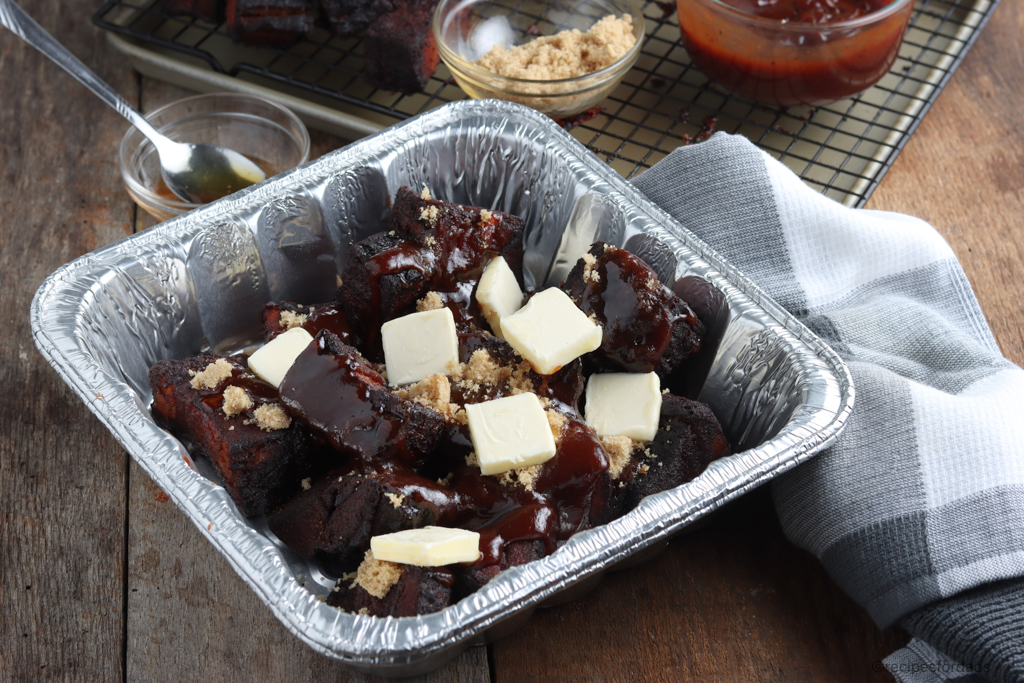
[226,0,313,46]
[336,229,435,358]
[148,354,314,517]
[390,186,526,288]
[363,0,441,94]
[319,0,394,36]
[327,558,454,617]
[262,301,356,345]
[160,0,224,22]
[561,242,704,380]
[614,393,731,513]
[268,472,436,573]
[278,331,447,467]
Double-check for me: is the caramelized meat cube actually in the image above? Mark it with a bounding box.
[390,186,526,289]
[225,0,313,46]
[336,230,436,359]
[268,472,436,573]
[262,301,356,345]
[561,242,705,380]
[363,0,441,94]
[279,331,447,467]
[318,0,393,37]
[615,394,731,512]
[148,354,313,517]
[160,0,224,22]
[327,559,454,617]
[452,539,547,600]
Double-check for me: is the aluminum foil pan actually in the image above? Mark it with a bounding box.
[31,100,853,677]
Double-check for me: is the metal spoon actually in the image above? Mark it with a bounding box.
[0,0,266,204]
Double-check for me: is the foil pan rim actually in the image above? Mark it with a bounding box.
[31,99,853,670]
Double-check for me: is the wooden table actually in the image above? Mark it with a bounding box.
[2,1,1021,680]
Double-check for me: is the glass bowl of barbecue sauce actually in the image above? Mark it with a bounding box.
[676,0,914,106]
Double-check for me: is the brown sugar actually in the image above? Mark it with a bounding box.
[474,15,636,81]
[417,291,445,312]
[385,492,405,508]
[582,253,600,284]
[189,358,233,391]
[254,403,291,431]
[351,550,404,599]
[221,385,253,417]
[546,409,567,445]
[498,464,542,491]
[420,205,441,228]
[601,434,634,479]
[394,374,461,417]
[279,310,308,330]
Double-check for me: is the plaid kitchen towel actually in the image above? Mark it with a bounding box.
[633,133,1024,683]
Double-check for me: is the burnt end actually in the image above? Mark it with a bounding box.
[262,301,356,345]
[225,0,313,46]
[617,394,731,512]
[561,242,705,380]
[319,0,393,36]
[363,0,441,94]
[268,472,436,573]
[279,331,447,467]
[452,540,546,601]
[148,354,314,517]
[533,418,611,539]
[337,230,435,359]
[160,0,225,22]
[327,565,454,617]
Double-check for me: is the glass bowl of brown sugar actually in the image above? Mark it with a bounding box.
[434,0,645,119]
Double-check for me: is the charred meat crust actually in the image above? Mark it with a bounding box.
[148,354,314,517]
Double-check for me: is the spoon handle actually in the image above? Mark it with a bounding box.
[0,0,165,142]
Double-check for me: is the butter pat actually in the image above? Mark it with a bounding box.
[371,526,481,566]
[585,372,662,442]
[382,308,459,386]
[466,393,556,475]
[500,288,602,375]
[475,256,523,339]
[247,327,314,389]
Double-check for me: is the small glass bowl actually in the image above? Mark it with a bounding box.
[119,92,310,222]
[434,0,645,119]
[676,0,914,106]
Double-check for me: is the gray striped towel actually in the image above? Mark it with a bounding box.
[633,133,1024,683]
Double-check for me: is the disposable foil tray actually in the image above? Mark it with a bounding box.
[32,100,852,676]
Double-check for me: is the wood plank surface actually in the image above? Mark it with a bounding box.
[0,1,137,681]
[1,0,1020,679]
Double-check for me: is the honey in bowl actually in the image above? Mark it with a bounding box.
[676,0,914,106]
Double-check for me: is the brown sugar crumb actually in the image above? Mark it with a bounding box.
[395,374,460,417]
[279,310,308,330]
[420,205,441,227]
[498,464,543,491]
[479,208,493,222]
[582,253,600,284]
[357,607,370,615]
[420,187,433,201]
[385,492,405,508]
[189,358,234,391]
[301,477,312,491]
[466,451,479,467]
[465,349,508,385]
[417,291,445,312]
[601,434,635,479]
[546,409,567,445]
[474,15,636,81]
[221,385,253,417]
[508,361,536,395]
[254,403,291,431]
[646,277,659,291]
[424,234,437,247]
[351,550,404,599]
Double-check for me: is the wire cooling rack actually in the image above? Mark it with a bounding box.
[95,0,997,207]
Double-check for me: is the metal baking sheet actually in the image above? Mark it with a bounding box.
[32,100,852,676]
[94,0,996,207]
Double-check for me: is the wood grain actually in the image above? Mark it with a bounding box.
[0,1,137,680]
